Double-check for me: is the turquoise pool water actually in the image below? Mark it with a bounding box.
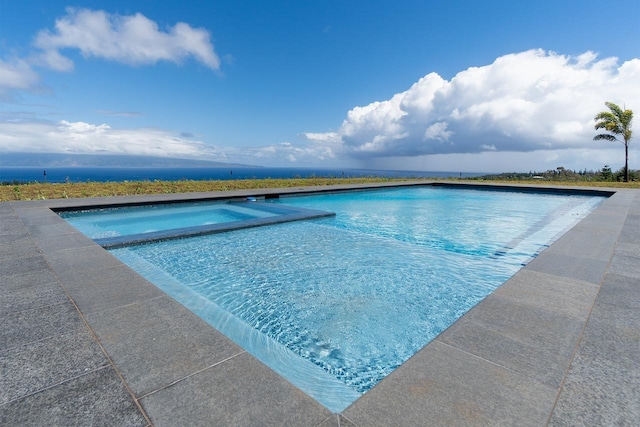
[90,186,602,412]
[60,200,277,239]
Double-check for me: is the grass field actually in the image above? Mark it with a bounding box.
[2,177,638,202]
[0,177,402,201]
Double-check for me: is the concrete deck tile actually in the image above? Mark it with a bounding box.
[85,295,243,396]
[608,253,640,279]
[614,241,640,258]
[0,218,25,235]
[0,366,148,426]
[619,220,640,245]
[0,254,51,281]
[140,352,330,427]
[56,264,164,315]
[44,244,123,273]
[15,208,66,227]
[0,263,57,290]
[0,327,108,404]
[343,341,556,426]
[438,287,589,388]
[0,236,40,260]
[524,251,609,284]
[576,208,628,231]
[622,212,640,226]
[0,234,31,247]
[1,301,85,350]
[541,225,620,261]
[596,272,640,310]
[23,221,82,239]
[548,339,640,426]
[31,230,96,253]
[0,272,68,314]
[578,302,640,368]
[492,268,599,319]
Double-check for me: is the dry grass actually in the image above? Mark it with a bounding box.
[2,177,638,202]
[468,179,640,189]
[0,177,406,201]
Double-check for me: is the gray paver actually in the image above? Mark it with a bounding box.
[438,292,587,388]
[540,223,620,261]
[608,252,640,279]
[0,366,148,426]
[0,236,41,261]
[0,272,68,314]
[0,327,108,404]
[1,301,85,350]
[0,254,50,278]
[86,295,244,397]
[492,268,599,317]
[525,251,609,284]
[140,352,330,427]
[31,230,96,253]
[0,265,58,292]
[343,341,557,426]
[55,264,163,315]
[44,244,123,273]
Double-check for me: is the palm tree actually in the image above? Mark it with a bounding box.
[593,102,634,182]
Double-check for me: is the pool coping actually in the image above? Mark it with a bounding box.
[2,181,638,426]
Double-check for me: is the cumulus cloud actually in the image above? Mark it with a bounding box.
[303,49,640,162]
[33,8,221,71]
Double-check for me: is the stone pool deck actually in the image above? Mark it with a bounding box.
[1,182,638,426]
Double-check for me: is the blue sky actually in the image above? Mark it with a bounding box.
[1,0,639,172]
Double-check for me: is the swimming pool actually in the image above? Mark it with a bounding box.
[63,185,605,412]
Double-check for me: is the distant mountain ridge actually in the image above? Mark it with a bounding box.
[0,153,258,168]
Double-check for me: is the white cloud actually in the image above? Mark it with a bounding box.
[0,120,226,160]
[0,58,40,96]
[0,118,349,167]
[303,49,640,163]
[33,8,220,70]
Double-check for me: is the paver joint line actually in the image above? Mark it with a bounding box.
[0,365,112,406]
[136,350,248,401]
[543,202,623,426]
[32,248,155,426]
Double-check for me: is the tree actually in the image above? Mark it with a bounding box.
[593,102,634,182]
[600,165,613,181]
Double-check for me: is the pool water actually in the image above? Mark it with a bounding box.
[103,186,602,412]
[60,200,278,239]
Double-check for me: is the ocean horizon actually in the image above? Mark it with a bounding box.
[0,166,485,184]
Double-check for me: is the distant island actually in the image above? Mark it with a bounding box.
[0,152,258,168]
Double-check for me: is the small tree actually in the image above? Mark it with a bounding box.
[600,165,613,181]
[593,102,633,182]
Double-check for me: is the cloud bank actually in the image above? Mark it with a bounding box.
[0,120,228,161]
[303,50,640,162]
[0,118,342,167]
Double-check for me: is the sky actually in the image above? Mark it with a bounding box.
[1,0,639,173]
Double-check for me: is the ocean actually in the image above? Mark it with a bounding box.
[0,167,483,184]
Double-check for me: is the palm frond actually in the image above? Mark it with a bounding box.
[593,133,618,142]
[605,102,624,118]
